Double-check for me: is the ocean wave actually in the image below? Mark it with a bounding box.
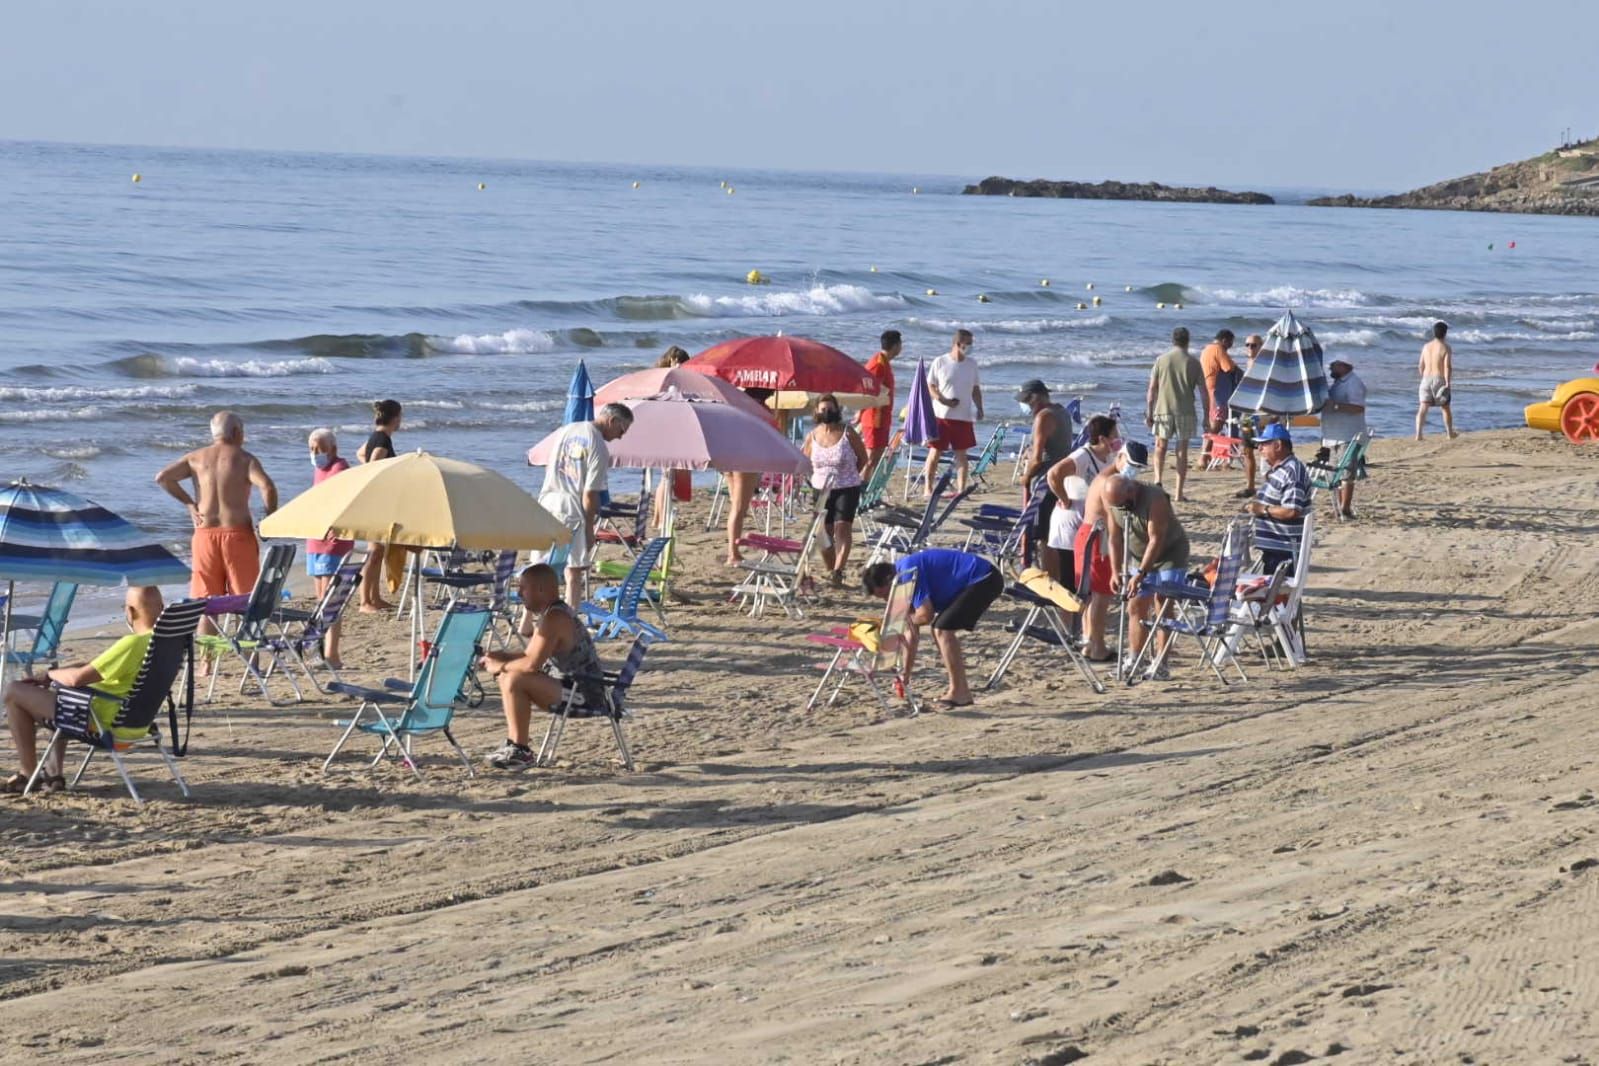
[430,328,558,355]
[679,283,906,319]
[479,399,563,413]
[1451,327,1597,344]
[108,353,336,379]
[1317,328,1383,347]
[0,384,199,402]
[40,444,119,461]
[1203,285,1374,309]
[984,352,1099,369]
[0,405,102,423]
[908,315,1111,334]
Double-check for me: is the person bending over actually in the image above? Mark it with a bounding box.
[3,587,164,794]
[861,547,1003,708]
[1104,475,1190,679]
[480,565,607,772]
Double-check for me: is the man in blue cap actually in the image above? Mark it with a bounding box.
[1247,422,1311,576]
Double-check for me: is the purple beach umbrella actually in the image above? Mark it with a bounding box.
[901,357,938,446]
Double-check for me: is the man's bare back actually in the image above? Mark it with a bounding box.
[1080,461,1125,532]
[156,437,276,529]
[1419,338,1452,380]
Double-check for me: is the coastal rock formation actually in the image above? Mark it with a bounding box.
[1309,138,1599,217]
[962,176,1274,205]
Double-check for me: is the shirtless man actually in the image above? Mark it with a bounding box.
[1415,321,1458,440]
[1070,440,1148,662]
[155,411,278,633]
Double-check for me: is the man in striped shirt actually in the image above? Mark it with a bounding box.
[1247,422,1310,576]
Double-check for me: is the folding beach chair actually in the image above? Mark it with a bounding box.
[595,491,650,558]
[324,604,490,778]
[25,597,207,804]
[958,475,1047,571]
[198,543,296,705]
[852,447,901,537]
[864,471,958,566]
[986,567,1106,694]
[4,581,78,679]
[258,561,362,697]
[1225,558,1295,670]
[1308,431,1371,518]
[1202,431,1246,471]
[581,536,671,640]
[967,424,1011,489]
[1129,520,1251,686]
[804,621,896,716]
[535,632,655,772]
[1252,512,1314,666]
[729,512,824,619]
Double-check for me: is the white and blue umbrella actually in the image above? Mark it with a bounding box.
[0,480,191,588]
[563,359,595,425]
[1231,310,1329,417]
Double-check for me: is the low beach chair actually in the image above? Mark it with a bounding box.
[1202,431,1246,471]
[1308,432,1371,518]
[582,536,670,640]
[864,471,951,566]
[1225,559,1295,670]
[25,598,207,804]
[986,567,1106,694]
[804,568,918,715]
[901,423,1009,501]
[536,632,655,772]
[1130,521,1251,686]
[259,561,362,696]
[853,447,900,537]
[198,543,296,705]
[958,475,1047,570]
[729,512,823,619]
[4,581,78,681]
[323,604,489,778]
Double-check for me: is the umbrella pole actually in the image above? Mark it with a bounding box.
[0,580,13,693]
[409,553,422,681]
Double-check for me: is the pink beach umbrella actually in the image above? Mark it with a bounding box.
[593,366,772,421]
[529,388,810,475]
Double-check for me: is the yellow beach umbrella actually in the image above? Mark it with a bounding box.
[260,451,568,551]
[765,388,887,412]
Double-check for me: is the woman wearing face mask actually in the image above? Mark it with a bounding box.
[801,393,868,587]
[304,428,354,667]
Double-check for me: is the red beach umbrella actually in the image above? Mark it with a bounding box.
[685,335,879,396]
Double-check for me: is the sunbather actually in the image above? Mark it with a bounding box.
[861,547,1003,707]
[479,565,606,772]
[3,587,163,794]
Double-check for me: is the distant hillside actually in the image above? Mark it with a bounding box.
[963,176,1273,205]
[1309,139,1599,217]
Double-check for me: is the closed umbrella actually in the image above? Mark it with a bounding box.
[685,335,879,396]
[1231,311,1329,417]
[0,479,190,687]
[901,358,939,446]
[564,360,595,424]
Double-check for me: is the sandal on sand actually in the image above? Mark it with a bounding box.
[3,772,65,795]
[937,698,975,709]
[2,773,28,795]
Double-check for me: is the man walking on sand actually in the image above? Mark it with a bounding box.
[1146,326,1203,500]
[155,411,277,635]
[858,329,901,480]
[1416,321,1458,440]
[923,329,983,496]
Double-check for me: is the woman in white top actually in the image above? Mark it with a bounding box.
[801,393,868,587]
[1045,414,1121,590]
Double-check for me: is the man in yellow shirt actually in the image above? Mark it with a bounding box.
[2,586,163,793]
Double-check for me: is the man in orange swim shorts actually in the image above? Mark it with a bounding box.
[156,411,279,630]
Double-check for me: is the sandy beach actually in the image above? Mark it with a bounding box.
[2,428,1597,1063]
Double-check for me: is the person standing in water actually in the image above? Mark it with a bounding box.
[1415,321,1458,440]
[356,399,402,612]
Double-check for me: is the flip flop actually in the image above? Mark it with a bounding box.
[1,773,28,795]
[937,698,975,708]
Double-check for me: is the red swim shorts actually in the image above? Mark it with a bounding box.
[930,418,977,451]
[860,423,892,451]
[1074,519,1112,596]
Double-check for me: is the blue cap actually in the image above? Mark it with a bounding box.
[1256,422,1292,444]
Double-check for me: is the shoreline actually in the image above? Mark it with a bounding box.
[2,427,1597,1059]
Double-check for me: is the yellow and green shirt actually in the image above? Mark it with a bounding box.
[89,632,152,736]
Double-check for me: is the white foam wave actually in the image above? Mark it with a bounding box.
[1204,285,1372,309]
[430,329,557,355]
[41,444,106,460]
[402,399,466,410]
[479,399,563,413]
[171,356,334,378]
[985,353,1099,368]
[681,283,905,318]
[0,384,198,403]
[1452,327,1597,344]
[909,315,1111,334]
[1317,328,1382,347]
[0,405,102,423]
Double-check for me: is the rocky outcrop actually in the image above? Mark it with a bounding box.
[1309,140,1599,217]
[962,176,1274,205]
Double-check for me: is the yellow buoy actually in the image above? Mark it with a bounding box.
[926,288,939,296]
[477,182,486,191]
[869,265,878,273]
[1174,302,1183,310]
[1040,278,1050,287]
[1085,282,1095,291]
[977,294,991,303]
[1125,285,1133,292]
[631,180,640,189]
[1092,296,1102,306]
[1076,302,1087,310]
[131,172,142,183]
[726,186,735,195]
[1157,302,1166,309]
[746,269,765,285]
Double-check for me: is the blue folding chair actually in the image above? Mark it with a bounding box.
[324,604,490,778]
[5,581,78,678]
[581,537,670,641]
[1129,521,1250,686]
[197,542,296,705]
[537,632,656,771]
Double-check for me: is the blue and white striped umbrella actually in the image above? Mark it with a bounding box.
[1231,310,1329,417]
[0,480,190,587]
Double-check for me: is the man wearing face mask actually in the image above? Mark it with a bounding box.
[304,428,354,666]
[1015,380,1073,580]
[924,329,984,496]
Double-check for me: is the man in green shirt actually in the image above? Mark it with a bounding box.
[3,586,163,793]
[1145,326,1204,502]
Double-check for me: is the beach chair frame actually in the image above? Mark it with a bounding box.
[261,560,362,697]
[4,581,78,681]
[729,512,824,619]
[535,632,654,772]
[1128,521,1251,686]
[199,542,297,706]
[581,536,671,640]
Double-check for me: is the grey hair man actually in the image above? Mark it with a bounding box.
[536,402,634,605]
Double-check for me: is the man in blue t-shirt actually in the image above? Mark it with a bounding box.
[860,548,1003,707]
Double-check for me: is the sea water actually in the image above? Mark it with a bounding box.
[2,138,1594,560]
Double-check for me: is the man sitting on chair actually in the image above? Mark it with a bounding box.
[860,547,1004,708]
[3,586,164,794]
[479,565,606,772]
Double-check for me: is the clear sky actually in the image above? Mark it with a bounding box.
[5,0,1597,190]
